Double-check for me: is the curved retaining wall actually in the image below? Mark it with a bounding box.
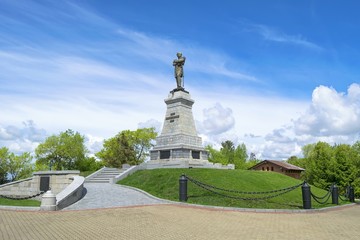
[56,175,85,210]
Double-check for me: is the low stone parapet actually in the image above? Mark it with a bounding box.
[0,177,39,199]
[56,175,85,210]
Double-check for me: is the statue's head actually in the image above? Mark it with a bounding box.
[177,52,182,58]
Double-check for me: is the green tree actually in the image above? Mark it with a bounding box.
[0,147,10,184]
[331,144,358,190]
[287,156,306,169]
[351,141,360,196]
[302,143,316,158]
[304,142,333,189]
[220,140,235,164]
[35,129,88,170]
[0,147,34,183]
[75,156,105,172]
[206,145,226,165]
[96,128,157,168]
[123,128,157,163]
[245,152,261,169]
[233,143,248,169]
[352,141,360,169]
[206,141,248,169]
[7,152,34,182]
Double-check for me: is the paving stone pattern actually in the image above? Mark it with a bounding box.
[64,183,167,210]
[1,204,359,239]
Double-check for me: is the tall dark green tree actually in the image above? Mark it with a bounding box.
[331,144,358,189]
[220,140,235,164]
[304,142,333,188]
[35,129,88,170]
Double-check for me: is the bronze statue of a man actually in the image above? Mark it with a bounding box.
[173,52,186,89]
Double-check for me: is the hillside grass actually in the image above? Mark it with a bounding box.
[80,170,96,177]
[0,198,41,207]
[118,168,349,209]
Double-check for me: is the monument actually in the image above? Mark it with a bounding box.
[147,53,234,169]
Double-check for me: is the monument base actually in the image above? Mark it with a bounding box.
[144,159,234,170]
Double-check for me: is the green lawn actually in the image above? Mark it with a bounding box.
[80,170,96,177]
[0,198,41,207]
[118,168,349,209]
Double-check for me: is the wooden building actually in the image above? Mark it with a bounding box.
[249,160,305,179]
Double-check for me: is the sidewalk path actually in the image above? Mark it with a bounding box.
[64,183,168,210]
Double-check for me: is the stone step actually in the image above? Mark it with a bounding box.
[85,167,124,184]
[98,172,120,174]
[102,169,119,172]
[98,172,121,175]
[86,178,111,183]
[96,175,118,178]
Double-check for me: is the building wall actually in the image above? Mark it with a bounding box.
[252,162,302,179]
[284,171,302,180]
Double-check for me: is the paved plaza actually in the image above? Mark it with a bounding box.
[1,182,359,239]
[0,204,359,240]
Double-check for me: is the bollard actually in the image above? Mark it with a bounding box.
[348,186,355,203]
[179,174,188,202]
[40,190,57,211]
[331,184,339,205]
[302,182,311,209]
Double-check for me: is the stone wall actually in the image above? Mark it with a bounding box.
[0,170,80,199]
[0,177,39,199]
[35,171,80,194]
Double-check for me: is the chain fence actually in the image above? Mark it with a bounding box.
[0,191,45,200]
[309,185,351,204]
[186,176,302,201]
[310,187,332,204]
[338,187,350,201]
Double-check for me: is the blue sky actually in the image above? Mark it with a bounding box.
[1,0,360,159]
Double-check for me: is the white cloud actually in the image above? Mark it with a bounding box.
[294,84,360,136]
[85,134,104,156]
[198,103,235,135]
[138,119,162,134]
[261,84,360,159]
[0,121,47,154]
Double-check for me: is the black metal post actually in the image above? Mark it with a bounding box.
[331,184,339,205]
[302,182,311,209]
[348,186,355,203]
[179,174,188,202]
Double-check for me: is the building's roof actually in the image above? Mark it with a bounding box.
[249,160,305,171]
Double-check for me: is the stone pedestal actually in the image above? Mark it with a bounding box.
[147,88,233,169]
[40,190,56,211]
[150,89,208,165]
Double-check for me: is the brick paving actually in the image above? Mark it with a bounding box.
[1,204,359,240]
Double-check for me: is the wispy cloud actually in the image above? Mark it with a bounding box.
[246,23,322,51]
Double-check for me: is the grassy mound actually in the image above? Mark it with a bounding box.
[118,168,347,209]
[0,198,41,207]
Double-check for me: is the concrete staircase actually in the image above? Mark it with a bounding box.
[85,167,123,183]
